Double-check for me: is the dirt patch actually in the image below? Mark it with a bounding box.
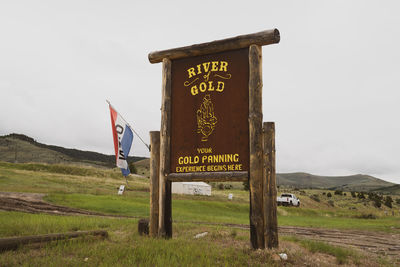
[0,192,130,217]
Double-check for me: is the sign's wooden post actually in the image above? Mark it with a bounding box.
[148,29,280,248]
[149,131,160,237]
[159,58,172,238]
[263,122,278,248]
[248,45,265,249]
[165,180,172,237]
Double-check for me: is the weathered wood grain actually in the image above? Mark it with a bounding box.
[148,29,280,63]
[158,58,172,238]
[263,122,278,248]
[167,171,248,182]
[248,44,264,249]
[149,131,160,237]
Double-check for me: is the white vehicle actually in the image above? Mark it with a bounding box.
[277,193,300,207]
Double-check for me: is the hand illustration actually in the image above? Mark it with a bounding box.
[197,95,217,141]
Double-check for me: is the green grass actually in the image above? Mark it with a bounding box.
[282,235,359,264]
[2,161,397,233]
[0,212,276,266]
[0,160,397,266]
[0,161,121,179]
[0,211,130,238]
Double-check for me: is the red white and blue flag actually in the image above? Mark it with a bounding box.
[109,105,133,176]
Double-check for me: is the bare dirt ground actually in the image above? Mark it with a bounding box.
[1,192,399,261]
[0,192,114,217]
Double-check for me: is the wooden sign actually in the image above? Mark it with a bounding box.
[170,49,249,174]
[148,29,280,249]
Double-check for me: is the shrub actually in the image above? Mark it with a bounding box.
[373,199,382,208]
[128,162,137,174]
[334,190,343,196]
[327,200,334,207]
[384,196,393,208]
[351,191,356,198]
[356,213,377,219]
[310,194,320,202]
[224,184,233,190]
[327,192,332,198]
[396,198,400,205]
[322,192,326,195]
[357,192,365,199]
[343,193,347,196]
[218,183,224,190]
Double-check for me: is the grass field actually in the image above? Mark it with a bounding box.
[0,162,399,266]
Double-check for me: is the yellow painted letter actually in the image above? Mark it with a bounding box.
[216,81,224,92]
[187,67,196,78]
[191,85,199,95]
[219,61,228,72]
[211,61,219,71]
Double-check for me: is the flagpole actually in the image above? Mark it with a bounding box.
[106,100,151,151]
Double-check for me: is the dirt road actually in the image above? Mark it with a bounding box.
[1,192,399,260]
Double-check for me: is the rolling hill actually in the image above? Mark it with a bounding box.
[0,133,145,168]
[276,172,395,192]
[1,133,397,192]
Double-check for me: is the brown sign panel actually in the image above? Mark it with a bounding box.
[170,48,249,174]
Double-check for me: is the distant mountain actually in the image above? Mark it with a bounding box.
[0,133,145,168]
[277,172,396,192]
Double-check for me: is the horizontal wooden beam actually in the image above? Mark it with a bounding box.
[148,29,280,64]
[167,171,248,182]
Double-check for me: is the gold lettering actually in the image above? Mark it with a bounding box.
[208,81,215,91]
[216,81,224,92]
[213,155,219,163]
[196,64,202,75]
[191,85,198,95]
[199,82,207,92]
[219,61,228,72]
[233,154,239,162]
[235,164,242,170]
[187,67,196,78]
[211,61,219,71]
[202,62,210,72]
[178,157,183,165]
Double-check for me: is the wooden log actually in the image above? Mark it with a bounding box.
[167,171,248,182]
[138,218,149,236]
[148,29,280,64]
[0,230,108,252]
[263,122,279,248]
[248,44,264,249]
[158,58,172,238]
[149,131,160,237]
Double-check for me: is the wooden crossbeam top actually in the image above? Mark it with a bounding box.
[148,29,280,64]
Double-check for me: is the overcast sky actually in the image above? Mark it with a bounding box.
[1,1,399,183]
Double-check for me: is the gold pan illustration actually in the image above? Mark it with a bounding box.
[197,94,217,141]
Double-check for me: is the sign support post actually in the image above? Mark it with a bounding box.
[248,44,265,249]
[263,122,278,248]
[149,131,160,237]
[159,58,172,238]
